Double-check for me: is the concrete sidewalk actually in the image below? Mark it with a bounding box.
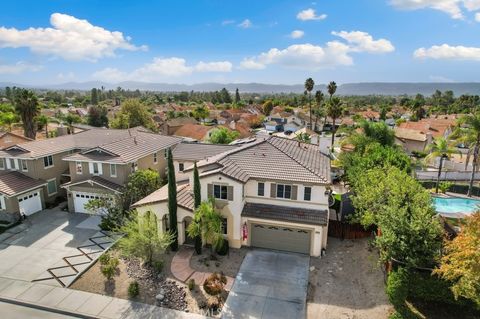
[0,278,208,319]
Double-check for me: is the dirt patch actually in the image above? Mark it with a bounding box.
[190,247,249,278]
[307,237,393,319]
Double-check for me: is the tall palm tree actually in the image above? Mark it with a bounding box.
[425,137,459,194]
[36,114,49,138]
[326,96,343,147]
[314,90,324,131]
[327,81,337,100]
[452,113,480,196]
[14,89,39,139]
[304,78,315,130]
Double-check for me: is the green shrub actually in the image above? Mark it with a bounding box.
[152,260,164,273]
[387,268,409,307]
[438,181,453,194]
[101,257,119,280]
[128,281,139,298]
[215,238,229,256]
[408,271,468,306]
[188,278,195,291]
[99,253,111,265]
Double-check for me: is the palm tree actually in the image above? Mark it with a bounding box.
[327,81,337,100]
[304,78,315,130]
[326,96,343,147]
[425,137,459,194]
[14,89,39,139]
[452,113,480,196]
[187,200,224,253]
[64,114,81,134]
[0,112,18,132]
[314,90,324,131]
[36,114,49,138]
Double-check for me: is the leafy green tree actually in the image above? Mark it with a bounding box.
[110,99,155,130]
[235,88,241,104]
[409,94,426,120]
[435,212,480,307]
[209,127,239,144]
[91,88,98,105]
[0,112,18,132]
[425,137,459,193]
[327,81,337,99]
[220,88,232,104]
[118,211,174,265]
[262,100,274,115]
[123,169,161,209]
[87,105,109,127]
[304,78,315,130]
[351,167,443,268]
[36,114,49,138]
[326,96,343,147]
[64,114,81,134]
[296,132,311,143]
[452,113,480,196]
[193,162,202,254]
[187,199,224,252]
[167,148,178,251]
[193,105,210,123]
[14,89,39,139]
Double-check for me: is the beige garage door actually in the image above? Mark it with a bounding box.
[251,223,311,254]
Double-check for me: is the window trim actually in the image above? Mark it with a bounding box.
[43,155,54,169]
[179,163,184,172]
[257,182,265,196]
[21,159,28,172]
[153,152,158,164]
[0,158,4,170]
[9,158,19,171]
[304,186,312,201]
[0,195,5,210]
[276,184,292,199]
[76,161,83,174]
[46,178,57,196]
[110,164,117,177]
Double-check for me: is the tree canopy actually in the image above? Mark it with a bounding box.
[110,99,155,130]
[209,127,239,144]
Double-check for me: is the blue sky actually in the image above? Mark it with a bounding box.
[1,0,480,85]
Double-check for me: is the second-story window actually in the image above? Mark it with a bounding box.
[21,160,28,172]
[110,164,117,177]
[304,187,312,201]
[89,162,102,175]
[153,152,158,164]
[214,184,228,200]
[43,155,53,168]
[0,158,4,170]
[76,162,83,174]
[131,162,138,173]
[258,182,265,196]
[276,184,292,199]
[179,163,184,172]
[9,158,18,170]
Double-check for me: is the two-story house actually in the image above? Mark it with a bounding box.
[133,136,331,257]
[0,127,181,217]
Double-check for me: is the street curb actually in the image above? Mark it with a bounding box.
[0,297,97,319]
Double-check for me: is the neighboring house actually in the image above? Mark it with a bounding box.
[398,117,455,139]
[0,127,181,216]
[161,117,198,136]
[273,127,320,145]
[174,124,216,142]
[0,132,32,150]
[394,127,432,153]
[133,136,331,257]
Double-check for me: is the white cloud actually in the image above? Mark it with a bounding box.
[331,31,395,53]
[414,44,480,60]
[290,30,305,39]
[238,19,252,28]
[57,72,75,80]
[296,8,327,21]
[475,12,480,21]
[222,20,235,26]
[389,0,480,19]
[0,61,42,74]
[240,31,394,70]
[195,61,232,72]
[93,57,232,82]
[0,13,146,61]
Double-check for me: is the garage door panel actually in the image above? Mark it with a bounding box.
[73,192,109,215]
[251,223,311,255]
[18,190,42,216]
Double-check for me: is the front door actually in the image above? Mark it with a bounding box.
[183,217,194,245]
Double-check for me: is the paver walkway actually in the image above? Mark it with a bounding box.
[171,247,235,291]
[0,277,207,318]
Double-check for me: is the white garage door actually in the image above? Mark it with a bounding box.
[73,192,108,214]
[251,223,311,255]
[18,190,42,216]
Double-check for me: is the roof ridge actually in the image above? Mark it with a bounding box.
[267,137,328,183]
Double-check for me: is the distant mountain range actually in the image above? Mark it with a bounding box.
[1,81,480,96]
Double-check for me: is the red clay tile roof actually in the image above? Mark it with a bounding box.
[398,118,455,138]
[174,124,213,141]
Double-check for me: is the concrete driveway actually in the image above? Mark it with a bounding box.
[222,250,310,319]
[0,208,105,287]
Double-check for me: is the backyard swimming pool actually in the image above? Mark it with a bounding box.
[433,197,480,215]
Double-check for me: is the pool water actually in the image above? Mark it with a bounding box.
[433,197,480,215]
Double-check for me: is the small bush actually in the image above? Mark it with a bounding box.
[101,257,119,280]
[203,272,227,296]
[128,281,140,298]
[152,260,164,273]
[99,253,111,265]
[438,181,453,194]
[215,239,229,256]
[387,268,409,307]
[188,278,195,291]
